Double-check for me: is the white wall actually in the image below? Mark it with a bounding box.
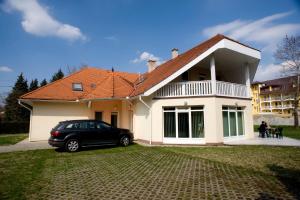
[30,100,131,141]
[132,98,151,142]
[30,102,92,141]
[133,96,254,144]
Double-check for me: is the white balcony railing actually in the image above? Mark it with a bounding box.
[216,81,248,98]
[261,104,294,110]
[155,80,249,98]
[261,106,271,110]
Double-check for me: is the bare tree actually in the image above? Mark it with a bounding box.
[275,35,300,127]
[66,65,78,75]
[66,63,88,75]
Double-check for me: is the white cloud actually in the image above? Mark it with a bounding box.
[202,11,300,51]
[0,66,13,72]
[3,0,86,41]
[131,51,164,65]
[254,63,283,81]
[202,20,247,37]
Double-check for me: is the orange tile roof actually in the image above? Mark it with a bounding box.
[21,34,258,101]
[21,67,139,100]
[130,34,225,96]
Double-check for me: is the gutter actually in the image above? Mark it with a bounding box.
[18,99,33,141]
[138,95,152,145]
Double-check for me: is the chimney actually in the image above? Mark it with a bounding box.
[171,48,179,59]
[147,59,157,72]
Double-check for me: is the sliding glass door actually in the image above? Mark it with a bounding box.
[178,112,189,138]
[191,108,204,138]
[164,111,176,137]
[163,106,204,139]
[222,107,244,137]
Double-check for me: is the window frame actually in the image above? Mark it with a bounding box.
[163,106,204,139]
[222,106,245,137]
[72,83,83,91]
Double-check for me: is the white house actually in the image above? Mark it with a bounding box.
[19,34,261,144]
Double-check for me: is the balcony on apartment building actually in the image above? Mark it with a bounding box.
[260,95,295,102]
[261,104,294,110]
[154,50,255,99]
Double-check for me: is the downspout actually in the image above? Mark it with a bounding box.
[125,97,134,133]
[18,99,32,141]
[138,95,152,145]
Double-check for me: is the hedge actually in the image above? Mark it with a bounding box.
[0,121,29,134]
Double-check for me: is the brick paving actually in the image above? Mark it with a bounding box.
[30,149,296,200]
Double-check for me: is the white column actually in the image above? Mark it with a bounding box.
[210,55,216,95]
[245,63,250,98]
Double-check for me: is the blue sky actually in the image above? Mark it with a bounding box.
[0,0,300,95]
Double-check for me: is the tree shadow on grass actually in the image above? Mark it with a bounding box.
[267,164,300,199]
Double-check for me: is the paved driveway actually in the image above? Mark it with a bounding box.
[0,138,54,153]
[28,149,296,200]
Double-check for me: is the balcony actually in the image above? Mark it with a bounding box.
[282,96,295,101]
[261,98,271,102]
[261,105,271,110]
[261,104,294,110]
[155,80,249,98]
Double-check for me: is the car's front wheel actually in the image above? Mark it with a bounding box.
[120,135,130,147]
[65,139,80,152]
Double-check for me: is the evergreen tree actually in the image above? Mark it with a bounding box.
[29,79,39,91]
[40,79,48,87]
[4,73,29,122]
[50,69,64,82]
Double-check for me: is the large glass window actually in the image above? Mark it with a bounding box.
[229,112,237,136]
[222,111,229,137]
[237,112,244,136]
[164,112,176,137]
[178,112,189,138]
[222,107,244,137]
[191,111,204,138]
[163,106,204,139]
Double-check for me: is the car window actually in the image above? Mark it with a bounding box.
[54,123,65,130]
[79,122,88,129]
[65,123,76,129]
[95,122,111,129]
[88,122,96,129]
[65,122,88,129]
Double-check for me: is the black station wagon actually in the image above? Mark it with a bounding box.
[48,120,134,152]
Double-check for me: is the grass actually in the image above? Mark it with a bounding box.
[254,125,300,140]
[0,144,299,199]
[0,134,28,146]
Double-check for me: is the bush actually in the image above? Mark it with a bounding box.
[0,121,29,134]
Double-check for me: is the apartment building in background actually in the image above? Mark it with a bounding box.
[251,76,299,115]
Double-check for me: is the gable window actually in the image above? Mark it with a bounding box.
[72,83,83,91]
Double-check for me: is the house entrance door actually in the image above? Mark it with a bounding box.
[111,112,118,127]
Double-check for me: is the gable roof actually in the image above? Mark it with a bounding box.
[20,34,260,101]
[20,67,139,101]
[130,34,223,96]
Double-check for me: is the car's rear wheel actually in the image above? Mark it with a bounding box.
[120,135,130,147]
[65,139,80,152]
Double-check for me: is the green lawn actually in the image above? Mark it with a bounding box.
[0,134,28,146]
[0,145,299,199]
[254,125,300,140]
